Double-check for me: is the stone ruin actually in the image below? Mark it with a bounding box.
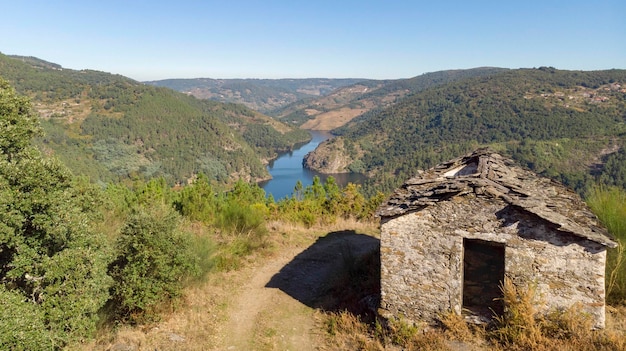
[377,148,617,328]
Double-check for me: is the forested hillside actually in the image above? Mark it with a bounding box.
[146,77,365,113]
[0,53,309,185]
[2,75,626,351]
[273,67,508,129]
[305,68,626,195]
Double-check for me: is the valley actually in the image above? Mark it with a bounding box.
[1,53,626,351]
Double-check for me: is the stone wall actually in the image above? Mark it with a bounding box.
[379,194,608,328]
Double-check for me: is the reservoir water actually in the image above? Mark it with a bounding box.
[260,130,366,200]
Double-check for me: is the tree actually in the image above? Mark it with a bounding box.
[0,79,40,156]
[0,78,111,348]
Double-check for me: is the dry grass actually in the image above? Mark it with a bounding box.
[318,275,626,351]
[82,272,233,351]
[79,217,626,351]
[318,304,626,351]
[301,107,369,130]
[79,218,378,351]
[486,278,626,351]
[438,310,477,342]
[320,311,384,351]
[320,312,454,351]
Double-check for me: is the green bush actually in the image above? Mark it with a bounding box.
[0,286,53,351]
[108,205,200,323]
[217,202,266,236]
[0,78,112,348]
[586,186,626,303]
[174,173,219,223]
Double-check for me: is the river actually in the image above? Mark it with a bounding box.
[259,130,366,200]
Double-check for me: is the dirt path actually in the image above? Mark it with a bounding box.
[89,227,379,351]
[216,230,379,351]
[219,248,317,351]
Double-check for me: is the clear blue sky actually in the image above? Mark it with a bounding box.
[1,1,624,81]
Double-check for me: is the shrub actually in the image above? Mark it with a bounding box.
[212,201,269,271]
[108,205,200,323]
[586,186,626,303]
[491,278,543,347]
[0,286,53,351]
[0,79,112,348]
[217,201,266,237]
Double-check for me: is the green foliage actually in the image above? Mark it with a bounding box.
[503,138,610,194]
[0,78,112,348]
[272,177,382,227]
[242,123,311,159]
[597,148,626,190]
[174,173,219,222]
[217,202,266,237]
[210,181,269,270]
[0,79,42,155]
[0,52,310,186]
[80,88,269,184]
[333,68,626,195]
[387,317,421,347]
[0,286,53,350]
[586,186,626,303]
[348,159,366,173]
[108,205,200,323]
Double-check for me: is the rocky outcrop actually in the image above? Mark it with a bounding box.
[302,137,354,174]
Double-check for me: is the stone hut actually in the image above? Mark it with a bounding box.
[377,149,617,328]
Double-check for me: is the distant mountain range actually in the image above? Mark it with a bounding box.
[145,77,366,113]
[272,67,508,130]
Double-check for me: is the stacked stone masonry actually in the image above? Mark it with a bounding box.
[377,149,616,329]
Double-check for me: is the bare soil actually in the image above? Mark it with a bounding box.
[219,230,379,350]
[300,107,368,130]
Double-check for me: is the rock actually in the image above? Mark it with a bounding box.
[168,332,185,342]
[109,343,136,351]
[302,137,353,174]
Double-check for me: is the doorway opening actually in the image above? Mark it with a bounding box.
[462,238,505,318]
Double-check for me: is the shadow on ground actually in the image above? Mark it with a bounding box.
[266,230,380,315]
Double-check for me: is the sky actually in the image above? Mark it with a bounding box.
[1,1,625,81]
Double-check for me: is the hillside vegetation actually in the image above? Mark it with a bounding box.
[146,77,365,113]
[273,67,508,129]
[304,68,626,195]
[0,53,309,185]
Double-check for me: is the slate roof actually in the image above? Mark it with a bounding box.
[376,148,617,248]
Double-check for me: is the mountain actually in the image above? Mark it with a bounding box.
[0,53,310,185]
[303,67,626,194]
[145,78,366,113]
[273,67,508,130]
